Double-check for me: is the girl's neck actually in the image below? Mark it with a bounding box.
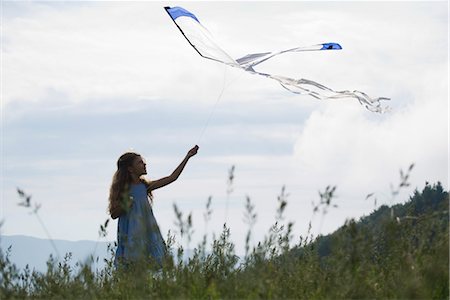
[130,175,141,185]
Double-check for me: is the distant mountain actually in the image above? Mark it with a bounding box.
[0,235,113,273]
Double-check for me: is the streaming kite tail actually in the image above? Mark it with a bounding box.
[275,76,391,113]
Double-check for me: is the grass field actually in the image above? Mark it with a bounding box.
[1,177,448,299]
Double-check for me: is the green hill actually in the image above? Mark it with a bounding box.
[278,182,449,299]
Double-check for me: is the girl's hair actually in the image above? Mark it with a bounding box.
[108,152,152,216]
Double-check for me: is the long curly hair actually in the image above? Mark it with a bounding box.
[108,152,149,217]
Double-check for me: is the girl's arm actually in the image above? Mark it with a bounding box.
[147,145,199,191]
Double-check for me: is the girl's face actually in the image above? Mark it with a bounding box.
[129,156,147,176]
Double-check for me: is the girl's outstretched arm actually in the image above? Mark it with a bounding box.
[147,145,199,191]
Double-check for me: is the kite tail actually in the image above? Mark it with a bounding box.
[274,75,391,113]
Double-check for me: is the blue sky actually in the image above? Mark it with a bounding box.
[1,1,448,254]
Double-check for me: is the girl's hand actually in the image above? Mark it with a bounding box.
[187,145,199,158]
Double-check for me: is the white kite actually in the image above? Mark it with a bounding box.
[165,6,390,113]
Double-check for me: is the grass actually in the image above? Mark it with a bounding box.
[0,167,448,299]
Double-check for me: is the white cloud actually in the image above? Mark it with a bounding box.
[2,2,219,105]
[292,79,448,221]
[291,1,448,202]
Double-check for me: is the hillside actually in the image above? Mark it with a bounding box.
[282,182,449,299]
[312,181,448,258]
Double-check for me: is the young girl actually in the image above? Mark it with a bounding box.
[108,145,199,268]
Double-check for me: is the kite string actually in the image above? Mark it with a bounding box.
[196,67,242,145]
[195,70,227,145]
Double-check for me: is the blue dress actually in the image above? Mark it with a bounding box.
[114,183,166,268]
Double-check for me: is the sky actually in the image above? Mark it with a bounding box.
[1,1,448,255]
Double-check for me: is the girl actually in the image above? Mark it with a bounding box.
[108,145,199,268]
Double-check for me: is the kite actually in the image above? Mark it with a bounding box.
[165,6,390,113]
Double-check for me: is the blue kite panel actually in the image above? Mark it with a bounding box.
[321,43,342,50]
[166,6,200,23]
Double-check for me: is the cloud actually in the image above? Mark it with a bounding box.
[291,1,448,198]
[292,80,448,207]
[2,2,217,104]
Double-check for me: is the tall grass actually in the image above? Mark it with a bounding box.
[0,167,448,299]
